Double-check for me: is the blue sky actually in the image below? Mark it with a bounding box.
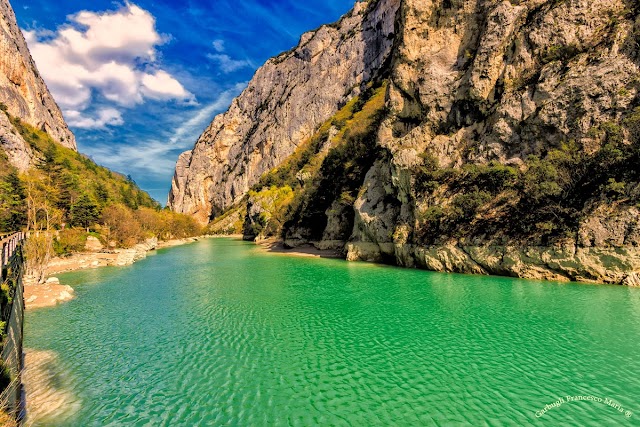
[13,0,353,203]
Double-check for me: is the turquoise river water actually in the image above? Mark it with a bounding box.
[25,238,640,426]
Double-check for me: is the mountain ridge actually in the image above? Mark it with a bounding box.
[168,0,399,223]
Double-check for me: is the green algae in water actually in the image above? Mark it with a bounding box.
[25,239,640,426]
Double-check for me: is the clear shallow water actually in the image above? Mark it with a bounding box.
[25,238,640,426]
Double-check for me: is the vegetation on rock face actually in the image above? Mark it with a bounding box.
[207,203,246,235]
[412,109,640,245]
[225,84,640,249]
[237,81,388,241]
[243,186,294,239]
[285,82,388,240]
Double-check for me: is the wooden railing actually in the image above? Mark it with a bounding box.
[1,232,25,281]
[0,232,26,422]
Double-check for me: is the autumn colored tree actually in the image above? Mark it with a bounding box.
[100,204,143,247]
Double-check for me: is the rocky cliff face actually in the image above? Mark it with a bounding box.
[172,0,640,285]
[0,0,76,170]
[345,0,640,284]
[168,0,399,223]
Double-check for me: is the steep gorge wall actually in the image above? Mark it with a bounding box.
[168,0,399,224]
[346,0,640,284]
[173,0,640,284]
[0,0,76,171]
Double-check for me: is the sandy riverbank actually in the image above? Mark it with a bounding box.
[24,237,203,310]
[24,278,75,310]
[45,237,202,276]
[257,238,343,259]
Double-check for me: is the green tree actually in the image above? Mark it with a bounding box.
[38,142,59,175]
[70,194,99,229]
[0,170,26,232]
[56,171,79,215]
[95,182,109,205]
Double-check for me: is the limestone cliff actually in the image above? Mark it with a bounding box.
[168,0,399,223]
[172,0,640,285]
[0,0,76,170]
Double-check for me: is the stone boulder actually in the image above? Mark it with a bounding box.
[84,236,104,252]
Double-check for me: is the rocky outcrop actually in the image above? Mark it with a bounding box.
[84,236,104,252]
[24,278,75,309]
[343,0,640,284]
[0,108,31,170]
[168,150,192,212]
[0,0,75,170]
[346,242,640,285]
[168,0,399,224]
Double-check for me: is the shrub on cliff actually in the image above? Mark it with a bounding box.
[413,109,640,245]
[281,83,388,241]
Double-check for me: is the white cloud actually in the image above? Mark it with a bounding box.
[141,70,192,100]
[65,108,124,129]
[81,85,246,178]
[212,39,225,53]
[23,3,194,127]
[207,53,253,73]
